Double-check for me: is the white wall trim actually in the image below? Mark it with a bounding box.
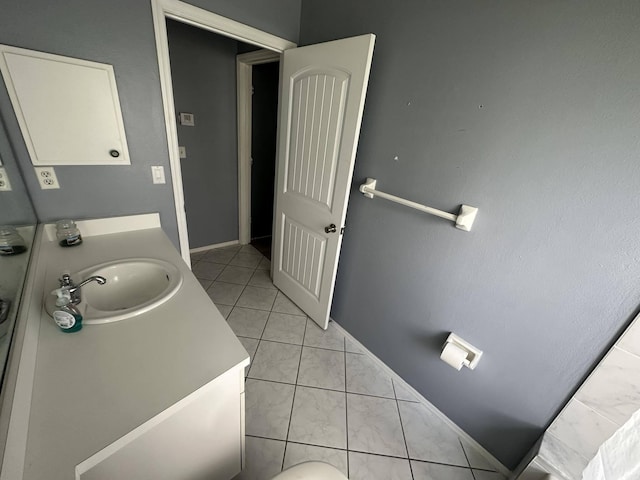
[330,319,511,477]
[190,240,239,253]
[150,0,295,266]
[237,49,280,245]
[151,0,191,267]
[159,0,296,52]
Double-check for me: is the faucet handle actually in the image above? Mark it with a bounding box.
[59,273,74,287]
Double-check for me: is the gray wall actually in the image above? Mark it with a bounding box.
[0,0,300,249]
[0,120,36,226]
[0,1,179,244]
[166,19,239,248]
[300,0,640,469]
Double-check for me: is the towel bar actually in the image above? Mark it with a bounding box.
[359,178,478,231]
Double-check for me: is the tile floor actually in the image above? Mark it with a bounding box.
[191,245,507,480]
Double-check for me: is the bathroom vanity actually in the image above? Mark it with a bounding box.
[0,215,249,480]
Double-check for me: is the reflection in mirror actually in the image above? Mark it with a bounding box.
[0,116,37,386]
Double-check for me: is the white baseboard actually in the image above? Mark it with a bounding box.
[330,319,511,477]
[189,240,240,253]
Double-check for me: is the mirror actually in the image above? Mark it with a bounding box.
[0,116,37,384]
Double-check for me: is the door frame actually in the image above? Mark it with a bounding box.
[237,49,280,245]
[150,0,296,265]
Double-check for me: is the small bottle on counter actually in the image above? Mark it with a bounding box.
[0,226,27,255]
[56,219,83,247]
[51,288,83,333]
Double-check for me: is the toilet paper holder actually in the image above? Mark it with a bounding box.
[441,333,483,370]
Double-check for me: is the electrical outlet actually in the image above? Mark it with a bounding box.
[0,167,12,191]
[34,166,60,189]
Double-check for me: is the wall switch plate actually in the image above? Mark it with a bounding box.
[34,166,60,189]
[151,166,166,184]
[178,112,195,126]
[179,146,187,158]
[0,167,12,191]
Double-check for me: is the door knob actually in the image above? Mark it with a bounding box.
[325,224,337,233]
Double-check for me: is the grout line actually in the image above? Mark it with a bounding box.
[459,438,473,471]
[232,323,359,354]
[240,337,354,354]
[284,439,348,452]
[281,441,289,473]
[281,318,307,470]
[459,438,496,477]
[344,389,396,401]
[294,322,308,387]
[215,303,281,313]
[243,376,406,403]
[393,379,414,479]
[265,244,294,449]
[344,336,350,478]
[245,434,286,444]
[239,254,267,379]
[245,434,477,469]
[247,368,410,400]
[411,458,479,473]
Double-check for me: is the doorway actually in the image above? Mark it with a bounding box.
[150,0,295,265]
[165,19,279,259]
[236,52,280,260]
[152,0,375,328]
[249,62,279,259]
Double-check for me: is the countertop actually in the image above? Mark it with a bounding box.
[22,226,248,479]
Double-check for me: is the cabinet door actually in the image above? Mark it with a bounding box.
[0,45,130,166]
[76,367,243,480]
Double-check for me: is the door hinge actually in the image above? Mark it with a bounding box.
[340,226,346,235]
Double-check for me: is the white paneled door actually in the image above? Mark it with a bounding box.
[272,34,375,329]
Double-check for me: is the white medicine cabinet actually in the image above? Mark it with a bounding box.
[0,45,130,166]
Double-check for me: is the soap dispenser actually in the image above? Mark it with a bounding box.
[51,287,83,333]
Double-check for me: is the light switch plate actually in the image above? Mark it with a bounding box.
[0,167,12,191]
[179,146,186,158]
[151,166,166,184]
[34,166,60,189]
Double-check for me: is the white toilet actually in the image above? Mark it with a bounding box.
[271,461,348,480]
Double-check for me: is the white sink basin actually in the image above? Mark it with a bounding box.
[45,258,183,324]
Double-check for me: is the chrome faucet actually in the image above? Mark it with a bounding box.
[59,274,107,305]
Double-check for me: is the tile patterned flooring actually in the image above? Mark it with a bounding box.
[191,245,507,480]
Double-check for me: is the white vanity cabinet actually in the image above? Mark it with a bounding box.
[1,216,249,480]
[77,367,245,480]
